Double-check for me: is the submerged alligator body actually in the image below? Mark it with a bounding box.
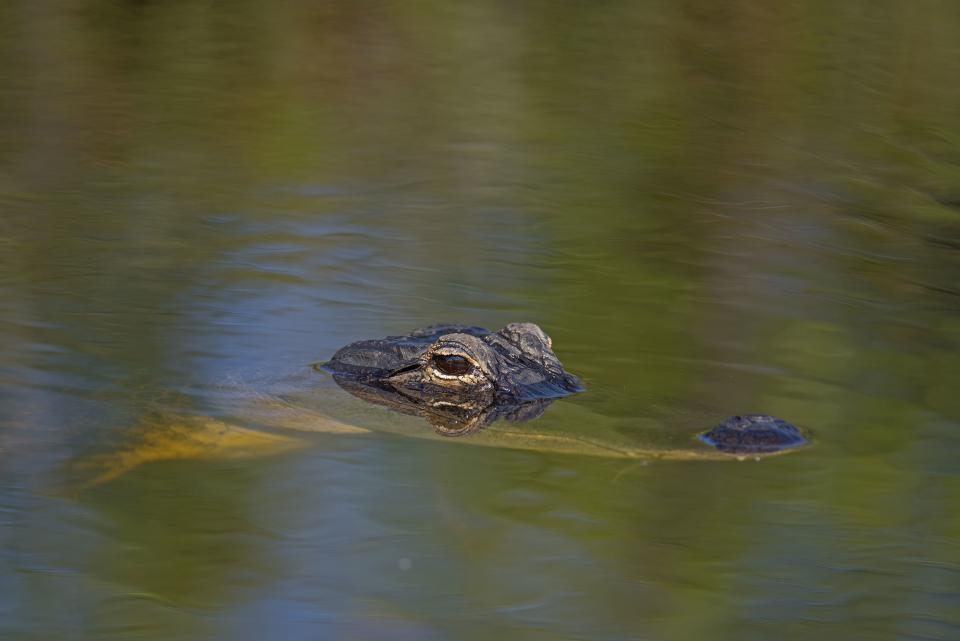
[77,323,807,486]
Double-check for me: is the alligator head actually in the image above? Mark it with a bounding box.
[320,323,585,435]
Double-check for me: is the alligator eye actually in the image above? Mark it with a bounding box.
[432,354,473,376]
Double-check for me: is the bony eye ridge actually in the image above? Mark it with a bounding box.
[432,353,473,376]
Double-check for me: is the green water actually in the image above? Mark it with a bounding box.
[2,2,960,639]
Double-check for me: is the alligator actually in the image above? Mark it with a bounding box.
[321,323,586,436]
[77,323,807,486]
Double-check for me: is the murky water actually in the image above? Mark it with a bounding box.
[2,2,960,640]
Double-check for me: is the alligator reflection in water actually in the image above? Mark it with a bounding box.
[330,378,558,436]
[321,323,584,437]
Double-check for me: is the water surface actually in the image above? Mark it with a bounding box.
[2,2,959,640]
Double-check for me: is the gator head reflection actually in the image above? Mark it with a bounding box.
[321,323,585,435]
